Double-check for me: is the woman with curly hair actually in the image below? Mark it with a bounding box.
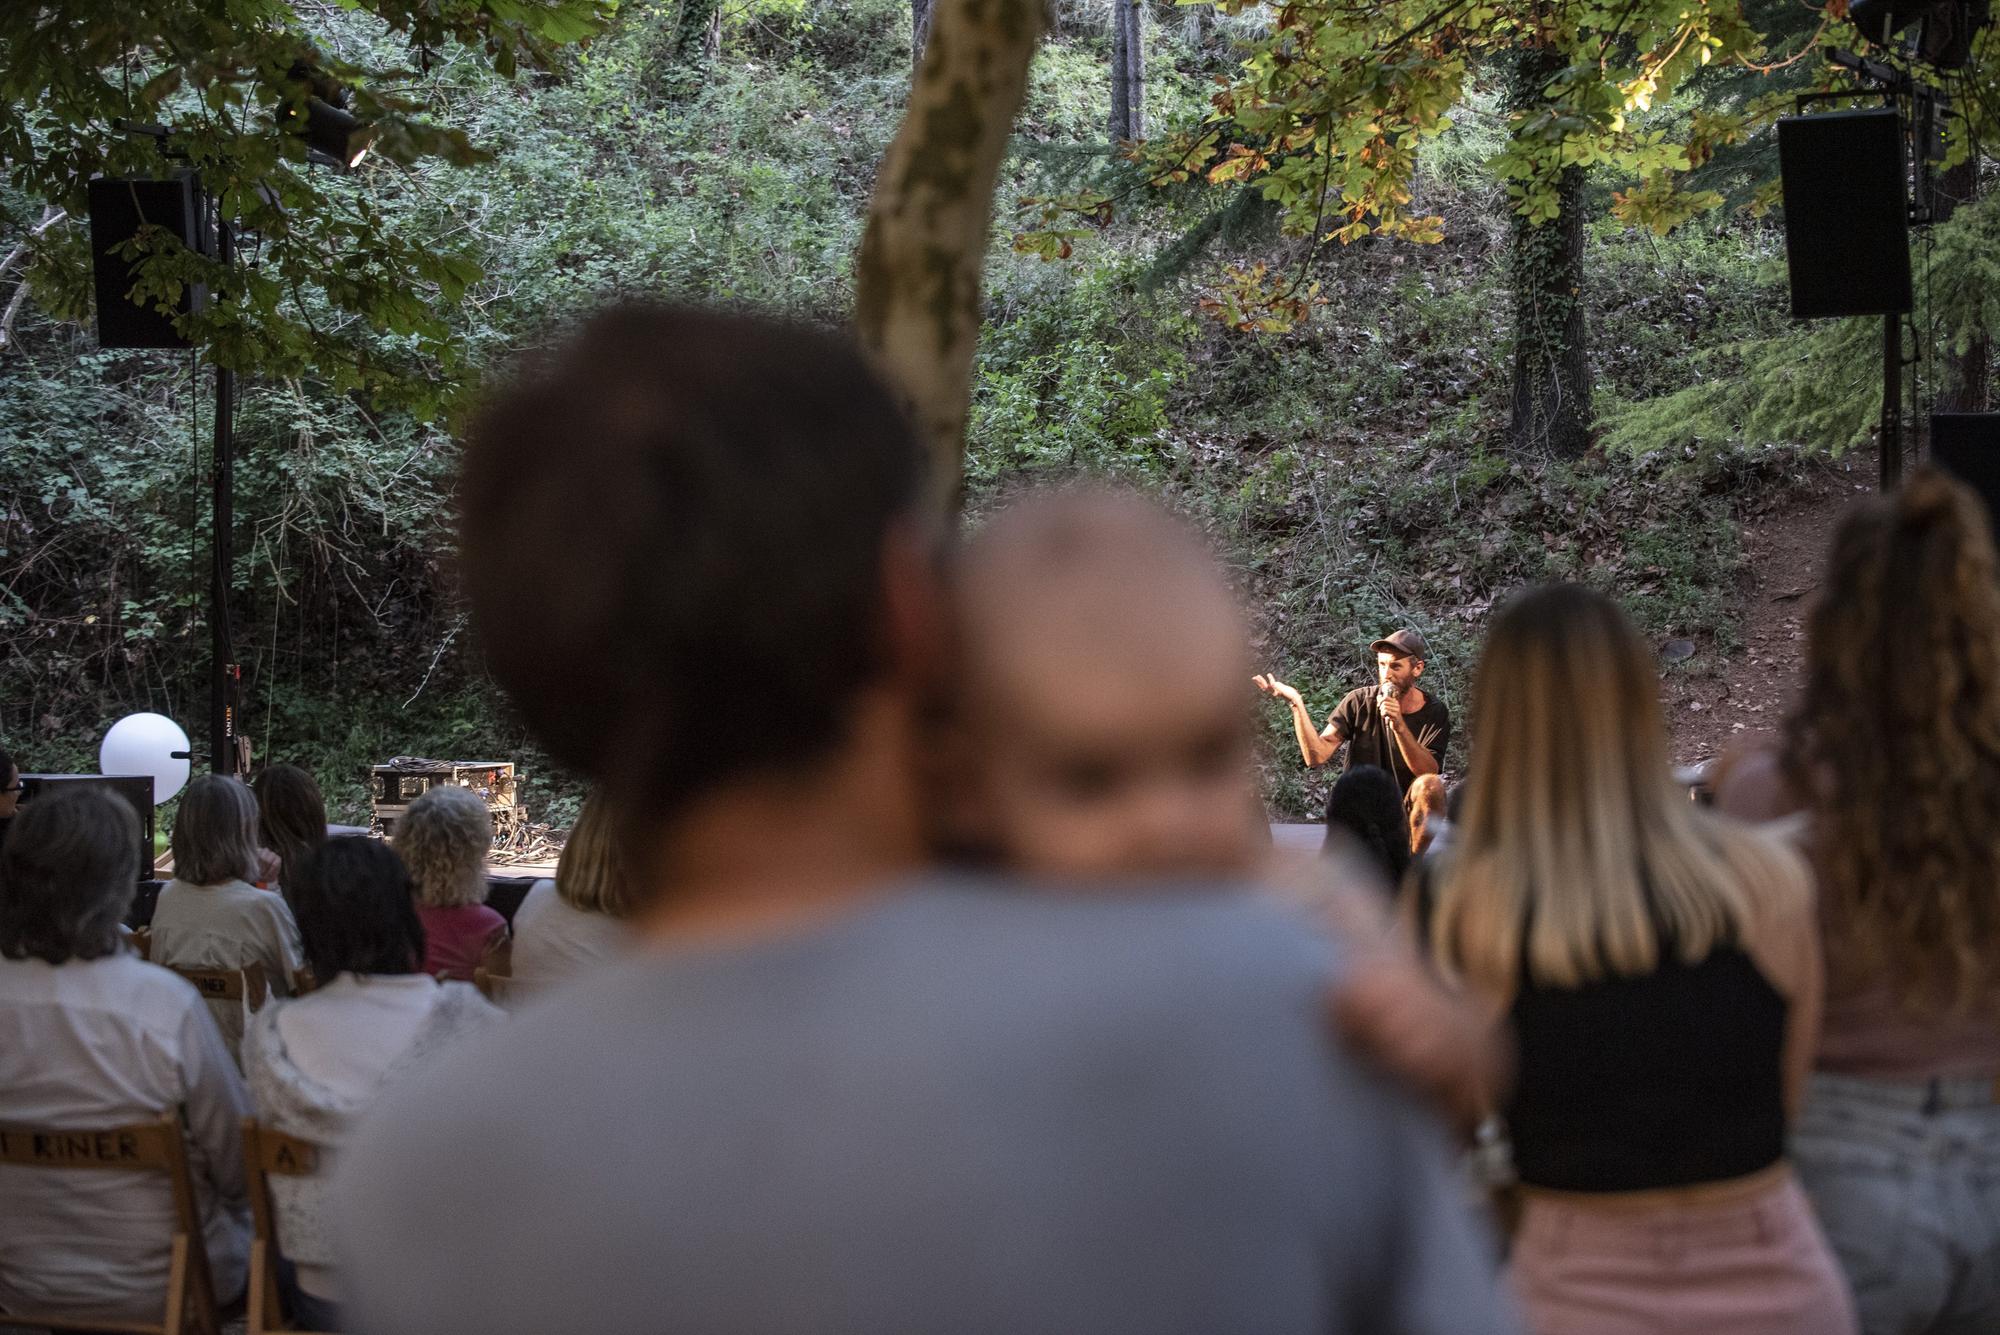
[394,785,508,982]
[1718,469,2000,1335]
[1427,583,1850,1334]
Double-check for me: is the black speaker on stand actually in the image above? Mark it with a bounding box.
[87,175,207,350]
[1930,411,2000,545]
[1777,106,1917,490]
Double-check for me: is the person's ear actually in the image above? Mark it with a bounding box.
[1411,659,1425,679]
[876,518,952,691]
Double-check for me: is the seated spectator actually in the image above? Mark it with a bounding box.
[243,836,502,1328]
[335,306,1517,1334]
[0,745,18,850]
[0,786,251,1322]
[1718,470,2000,1335]
[1423,583,1851,1334]
[1323,766,1411,890]
[1404,772,1449,857]
[254,763,329,907]
[151,774,305,1060]
[396,785,506,982]
[510,793,635,991]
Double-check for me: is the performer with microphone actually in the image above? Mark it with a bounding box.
[1254,629,1450,795]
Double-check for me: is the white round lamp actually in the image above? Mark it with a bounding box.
[100,713,193,806]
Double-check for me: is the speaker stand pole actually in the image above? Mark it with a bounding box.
[209,214,240,778]
[1881,312,1903,491]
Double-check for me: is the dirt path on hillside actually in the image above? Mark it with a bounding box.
[1663,457,1873,771]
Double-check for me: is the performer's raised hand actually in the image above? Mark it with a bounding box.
[1253,673,1303,706]
[1377,689,1404,726]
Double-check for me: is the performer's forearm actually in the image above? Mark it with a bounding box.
[1389,722,1439,777]
[1291,702,1334,767]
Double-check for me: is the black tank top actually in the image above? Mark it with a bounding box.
[1506,940,1788,1192]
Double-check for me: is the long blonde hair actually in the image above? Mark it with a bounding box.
[1783,469,2000,1015]
[555,793,636,918]
[1431,584,1792,993]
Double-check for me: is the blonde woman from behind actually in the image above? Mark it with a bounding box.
[150,774,306,1061]
[395,785,507,982]
[1423,584,1851,1335]
[510,793,636,993]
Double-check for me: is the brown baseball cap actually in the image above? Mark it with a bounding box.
[1370,629,1429,661]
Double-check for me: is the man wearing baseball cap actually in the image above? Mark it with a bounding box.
[1255,628,1450,795]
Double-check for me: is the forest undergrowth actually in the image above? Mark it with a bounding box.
[0,0,1913,820]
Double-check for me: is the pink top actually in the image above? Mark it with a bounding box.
[418,903,509,982]
[1817,962,2000,1081]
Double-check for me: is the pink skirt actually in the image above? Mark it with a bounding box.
[1508,1172,1858,1335]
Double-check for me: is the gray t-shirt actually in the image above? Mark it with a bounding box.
[334,880,1518,1335]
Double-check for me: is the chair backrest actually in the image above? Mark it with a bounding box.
[0,1114,220,1335]
[169,961,269,1011]
[473,965,516,1006]
[240,1119,333,1335]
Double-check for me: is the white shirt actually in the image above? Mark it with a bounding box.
[0,952,252,1323]
[508,879,632,991]
[274,974,451,1105]
[250,974,473,1300]
[149,878,305,1062]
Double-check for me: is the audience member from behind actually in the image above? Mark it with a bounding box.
[1717,469,2000,1335]
[945,488,1265,879]
[335,305,1518,1335]
[254,763,329,906]
[0,746,18,850]
[395,785,507,982]
[151,774,306,1059]
[244,836,501,1328]
[0,787,251,1322]
[509,792,635,991]
[1423,584,1850,1334]
[1323,766,1411,890]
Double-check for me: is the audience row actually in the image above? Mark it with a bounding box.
[0,307,1993,1335]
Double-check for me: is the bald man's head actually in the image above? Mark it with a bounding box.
[946,487,1262,881]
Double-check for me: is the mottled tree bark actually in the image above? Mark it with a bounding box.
[911,0,934,70]
[1505,46,1592,458]
[855,0,1046,512]
[1109,0,1143,143]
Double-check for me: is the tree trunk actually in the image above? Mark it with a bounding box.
[911,0,934,70]
[1505,47,1592,458]
[854,0,1047,513]
[1109,0,1143,143]
[662,0,721,98]
[1936,155,1991,413]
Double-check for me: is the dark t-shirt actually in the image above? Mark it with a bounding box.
[1329,687,1451,793]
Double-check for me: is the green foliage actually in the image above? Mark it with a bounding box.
[1,0,613,419]
[1604,190,2000,457]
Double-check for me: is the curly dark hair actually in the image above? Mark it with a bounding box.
[1783,468,2000,1015]
[457,304,926,842]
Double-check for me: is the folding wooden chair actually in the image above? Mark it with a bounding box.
[472,965,516,1006]
[0,1113,221,1335]
[240,1119,336,1335]
[130,926,152,960]
[167,962,269,1013]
